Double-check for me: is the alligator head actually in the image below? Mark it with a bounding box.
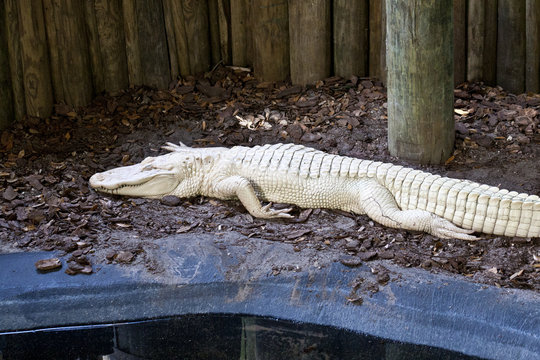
[89,152,193,198]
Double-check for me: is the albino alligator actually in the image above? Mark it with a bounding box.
[90,143,540,240]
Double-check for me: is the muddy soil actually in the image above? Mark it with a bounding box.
[1,67,539,290]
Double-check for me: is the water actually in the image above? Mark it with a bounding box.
[0,314,481,360]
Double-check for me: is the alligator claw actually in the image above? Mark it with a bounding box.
[260,203,294,219]
[430,216,479,241]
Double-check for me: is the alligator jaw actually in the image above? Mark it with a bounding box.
[89,162,180,198]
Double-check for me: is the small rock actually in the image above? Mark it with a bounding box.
[376,272,390,285]
[3,186,17,201]
[161,195,182,206]
[35,258,62,272]
[345,238,360,251]
[340,256,362,268]
[378,250,395,260]
[358,251,377,261]
[116,250,135,264]
[515,134,530,145]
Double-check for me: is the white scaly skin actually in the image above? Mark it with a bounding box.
[89,143,540,240]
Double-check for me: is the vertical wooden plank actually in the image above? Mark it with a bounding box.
[166,0,191,77]
[333,0,368,78]
[526,0,540,92]
[483,0,498,85]
[217,0,231,64]
[369,0,386,83]
[497,0,526,94]
[4,0,26,121]
[453,0,467,85]
[122,0,142,86]
[208,0,222,65]
[43,0,65,101]
[83,0,105,93]
[387,0,454,164]
[18,0,53,118]
[54,0,93,106]
[289,0,331,85]
[162,0,180,80]
[94,0,129,92]
[135,0,170,88]
[467,0,485,82]
[231,0,248,66]
[0,0,14,128]
[182,0,211,74]
[252,0,289,82]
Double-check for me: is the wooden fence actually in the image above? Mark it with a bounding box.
[1,0,539,129]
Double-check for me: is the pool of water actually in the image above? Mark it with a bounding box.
[0,314,481,360]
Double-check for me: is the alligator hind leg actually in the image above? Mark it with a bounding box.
[357,180,478,240]
[214,176,293,219]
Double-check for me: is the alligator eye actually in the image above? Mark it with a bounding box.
[142,164,153,171]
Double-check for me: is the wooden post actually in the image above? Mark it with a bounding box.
[52,0,94,107]
[526,0,540,92]
[93,0,129,92]
[208,0,222,65]
[386,0,454,164]
[4,0,25,121]
[288,0,331,85]
[0,0,14,129]
[252,0,289,82]
[467,0,485,82]
[168,0,211,76]
[18,0,53,118]
[122,0,142,86]
[231,0,249,66]
[453,0,466,85]
[217,0,231,64]
[135,0,170,88]
[369,0,386,83]
[497,0,526,94]
[333,0,368,78]
[483,0,498,85]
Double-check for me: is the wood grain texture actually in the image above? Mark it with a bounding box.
[369,0,386,83]
[288,0,331,85]
[252,0,289,82]
[453,0,466,85]
[386,0,454,164]
[94,0,128,92]
[208,0,222,65]
[231,0,249,66]
[162,0,179,79]
[467,0,485,82]
[4,0,25,121]
[0,0,14,129]
[483,0,498,85]
[122,0,142,86]
[217,0,231,64]
[333,0,368,77]
[526,0,540,92]
[18,0,53,118]
[181,0,211,74]
[497,0,526,94]
[135,0,170,88]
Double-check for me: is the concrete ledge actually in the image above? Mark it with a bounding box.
[1,232,539,360]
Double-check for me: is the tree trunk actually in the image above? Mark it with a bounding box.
[387,0,454,164]
[252,0,289,82]
[497,0,526,94]
[333,0,368,78]
[18,0,53,118]
[288,0,331,85]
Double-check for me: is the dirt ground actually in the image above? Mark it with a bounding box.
[1,66,539,291]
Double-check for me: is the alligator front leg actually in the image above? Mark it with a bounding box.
[214,176,293,219]
[358,180,478,240]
